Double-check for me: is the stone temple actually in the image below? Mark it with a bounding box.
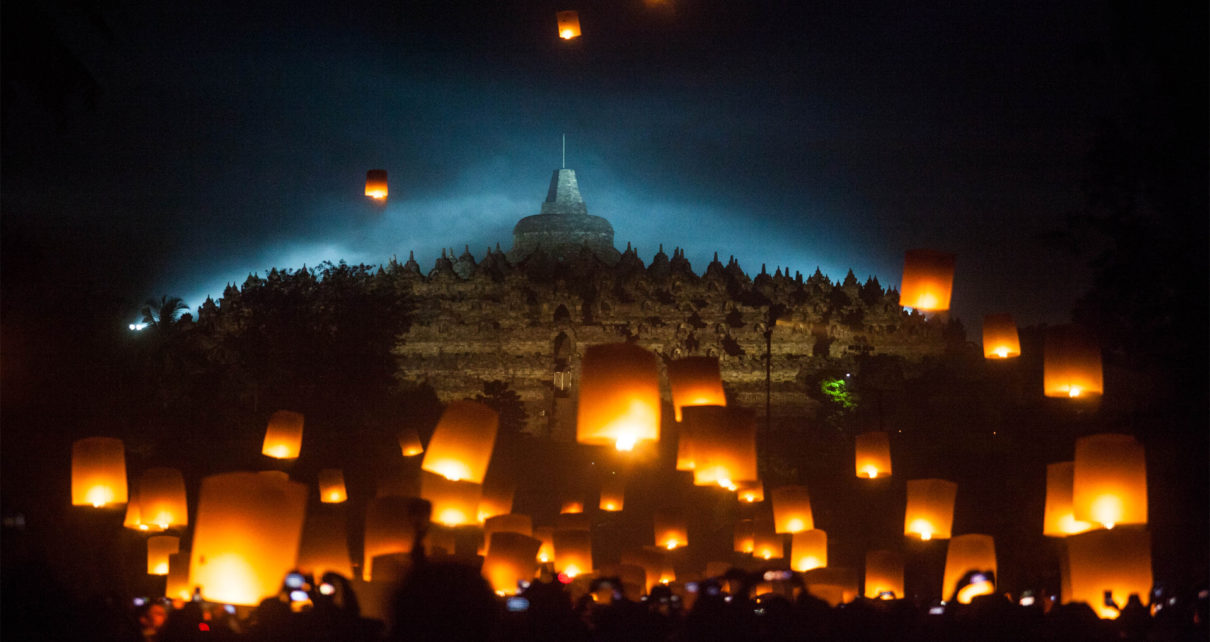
[391,167,947,440]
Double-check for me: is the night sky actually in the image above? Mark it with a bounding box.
[1,0,1204,329]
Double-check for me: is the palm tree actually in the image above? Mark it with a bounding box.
[140,295,189,332]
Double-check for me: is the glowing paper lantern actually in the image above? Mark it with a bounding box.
[736,480,764,503]
[854,432,892,479]
[188,472,308,605]
[262,410,304,459]
[123,493,145,531]
[133,468,188,530]
[667,356,727,422]
[863,550,904,599]
[147,535,180,575]
[553,529,593,577]
[1073,434,1147,529]
[534,526,555,563]
[904,479,957,541]
[420,470,482,527]
[942,534,996,603]
[560,498,585,514]
[484,532,541,595]
[297,508,353,580]
[484,514,534,546]
[421,401,498,484]
[804,567,859,607]
[556,10,581,40]
[791,529,828,572]
[599,476,625,512]
[365,169,388,200]
[654,510,688,550]
[771,485,814,534]
[621,548,667,593]
[318,469,348,504]
[71,437,128,507]
[752,518,784,561]
[685,406,757,489]
[478,478,515,522]
[165,552,192,600]
[676,420,696,471]
[733,519,755,554]
[1065,529,1152,619]
[1043,326,1103,398]
[576,343,661,452]
[364,496,425,580]
[982,313,1021,359]
[899,249,956,312]
[398,429,424,457]
[1044,461,1093,537]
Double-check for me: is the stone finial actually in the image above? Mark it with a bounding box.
[539,169,588,215]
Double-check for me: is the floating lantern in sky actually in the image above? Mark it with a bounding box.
[1043,325,1103,398]
[147,535,179,576]
[165,552,191,601]
[318,469,347,504]
[621,548,672,593]
[981,313,1021,359]
[534,526,555,564]
[863,550,904,599]
[421,401,498,484]
[478,478,516,522]
[1073,434,1147,530]
[484,514,534,549]
[771,485,814,534]
[262,410,304,459]
[654,510,688,550]
[365,169,388,200]
[553,529,593,578]
[364,496,427,581]
[1044,461,1093,537]
[942,534,996,604]
[135,467,188,530]
[899,249,956,312]
[791,529,828,572]
[676,420,696,471]
[71,437,128,508]
[420,470,482,527]
[188,472,308,606]
[734,519,756,554]
[560,498,585,514]
[484,532,542,595]
[752,517,784,560]
[599,476,625,512]
[556,11,581,40]
[1065,528,1152,619]
[804,567,859,607]
[736,480,764,503]
[904,479,957,541]
[686,406,757,490]
[577,343,662,452]
[667,356,727,422]
[854,432,892,479]
[398,429,424,457]
[123,493,144,531]
[297,508,353,580]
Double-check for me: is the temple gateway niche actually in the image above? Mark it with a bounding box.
[391,165,947,440]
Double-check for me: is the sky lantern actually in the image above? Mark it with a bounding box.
[364,496,426,581]
[1044,462,1093,537]
[420,470,482,527]
[733,519,756,554]
[854,432,892,479]
[1073,434,1147,530]
[736,480,764,503]
[804,568,859,607]
[685,406,757,490]
[942,534,997,603]
[863,550,904,599]
[654,510,688,550]
[296,508,353,580]
[556,10,581,40]
[553,529,593,578]
[71,437,128,508]
[398,429,424,457]
[484,532,542,595]
[904,479,957,541]
[771,485,814,534]
[147,535,180,576]
[1065,529,1152,619]
[1043,325,1103,398]
[135,468,188,530]
[484,514,534,548]
[676,420,697,471]
[534,526,555,564]
[899,249,956,312]
[577,343,662,452]
[621,548,668,593]
[752,517,784,560]
[599,476,625,512]
[421,401,498,484]
[790,529,828,572]
[165,552,192,601]
[123,493,145,531]
[262,410,304,459]
[188,472,308,606]
[667,356,727,422]
[478,479,516,522]
[981,313,1021,359]
[365,169,388,200]
[318,469,348,504]
[560,498,585,514]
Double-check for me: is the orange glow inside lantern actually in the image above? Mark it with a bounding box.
[165,552,192,600]
[71,437,128,508]
[147,535,180,575]
[676,420,696,471]
[420,471,482,527]
[1065,529,1152,619]
[297,508,353,580]
[534,526,555,563]
[262,410,304,459]
[942,534,996,603]
[398,429,424,457]
[560,499,585,514]
[556,10,581,40]
[484,532,542,595]
[1043,326,1103,398]
[904,479,957,540]
[686,406,757,489]
[365,169,388,200]
[1044,461,1094,537]
[135,468,188,530]
[484,514,534,549]
[899,249,956,312]
[981,313,1021,359]
[599,477,625,512]
[421,401,498,484]
[734,519,756,553]
[364,496,424,580]
[188,472,308,605]
[771,485,814,534]
[854,432,892,479]
[804,567,859,607]
[621,548,667,593]
[791,529,828,572]
[123,492,145,531]
[1073,434,1147,530]
[863,550,904,599]
[752,518,784,560]
[318,469,348,504]
[654,511,688,550]
[553,529,593,577]
[736,480,764,503]
[477,479,516,522]
[576,343,661,452]
[667,356,727,423]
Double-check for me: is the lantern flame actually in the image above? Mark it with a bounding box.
[563,564,581,578]
[994,347,1009,358]
[560,29,575,39]
[665,541,679,550]
[86,486,116,508]
[787,518,805,532]
[795,556,823,572]
[718,479,736,491]
[538,552,550,563]
[908,519,935,540]
[264,445,292,459]
[615,434,637,452]
[863,467,880,479]
[1090,495,1124,529]
[1068,386,1082,398]
[437,508,471,526]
